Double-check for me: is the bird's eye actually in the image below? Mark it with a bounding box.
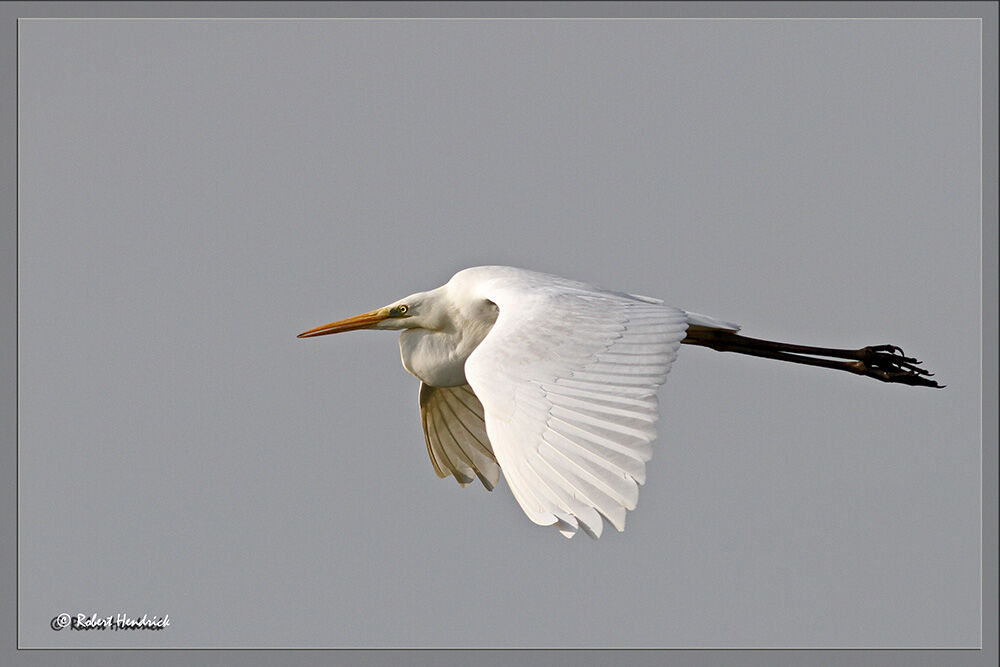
[390,305,408,316]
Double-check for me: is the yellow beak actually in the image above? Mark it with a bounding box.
[297,309,389,338]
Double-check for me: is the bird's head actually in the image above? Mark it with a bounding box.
[297,290,446,338]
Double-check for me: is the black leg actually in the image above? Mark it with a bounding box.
[681,327,942,388]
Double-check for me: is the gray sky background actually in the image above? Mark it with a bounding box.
[18,18,980,648]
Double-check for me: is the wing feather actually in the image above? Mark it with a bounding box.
[537,443,628,529]
[460,268,690,538]
[431,408,477,484]
[426,405,474,485]
[419,383,500,490]
[437,391,495,462]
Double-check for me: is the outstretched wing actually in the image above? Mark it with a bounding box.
[463,272,689,538]
[419,383,500,490]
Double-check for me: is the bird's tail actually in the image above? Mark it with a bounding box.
[683,311,741,333]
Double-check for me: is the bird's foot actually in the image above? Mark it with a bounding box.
[853,345,943,388]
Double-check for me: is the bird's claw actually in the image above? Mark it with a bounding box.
[857,345,942,388]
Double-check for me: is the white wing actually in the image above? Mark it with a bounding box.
[462,270,689,538]
[419,383,500,490]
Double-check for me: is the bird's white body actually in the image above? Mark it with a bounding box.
[397,266,734,388]
[301,266,938,537]
[300,266,740,539]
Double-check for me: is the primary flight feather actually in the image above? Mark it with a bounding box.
[299,266,939,539]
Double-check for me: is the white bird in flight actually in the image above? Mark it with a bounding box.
[299,266,939,539]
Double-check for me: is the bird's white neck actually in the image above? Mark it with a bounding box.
[397,298,498,387]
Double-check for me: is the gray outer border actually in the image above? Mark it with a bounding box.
[2,2,995,666]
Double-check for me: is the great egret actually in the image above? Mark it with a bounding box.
[298,266,939,538]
